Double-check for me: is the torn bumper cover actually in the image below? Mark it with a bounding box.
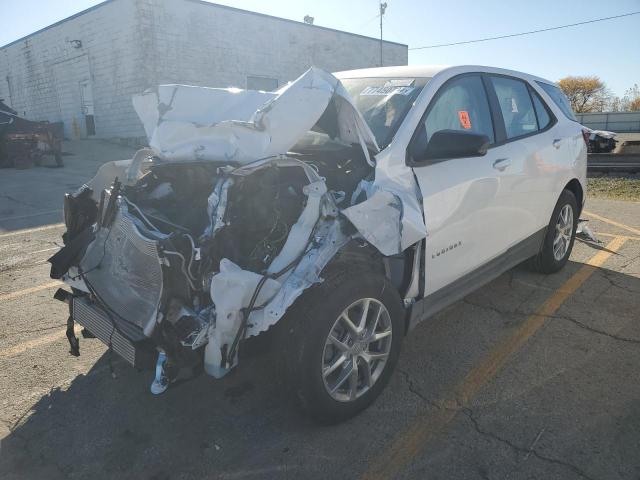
[50,68,427,389]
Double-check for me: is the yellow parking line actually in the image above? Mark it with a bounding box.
[583,210,640,236]
[29,247,60,255]
[594,231,640,241]
[0,329,67,359]
[0,281,62,303]
[360,236,628,480]
[0,223,65,239]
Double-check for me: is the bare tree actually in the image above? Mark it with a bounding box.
[621,84,640,111]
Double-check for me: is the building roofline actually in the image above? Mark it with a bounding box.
[0,0,408,50]
[185,0,407,47]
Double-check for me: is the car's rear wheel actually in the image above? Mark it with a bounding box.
[528,189,578,274]
[279,264,404,424]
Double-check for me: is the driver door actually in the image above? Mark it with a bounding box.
[409,74,515,295]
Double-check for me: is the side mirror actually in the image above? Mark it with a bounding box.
[412,129,490,164]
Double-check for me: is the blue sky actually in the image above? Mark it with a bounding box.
[1,0,638,96]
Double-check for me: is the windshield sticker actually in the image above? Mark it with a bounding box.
[458,111,472,129]
[511,98,518,112]
[385,79,415,87]
[360,85,415,96]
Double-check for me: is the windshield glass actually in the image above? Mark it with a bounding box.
[340,77,430,148]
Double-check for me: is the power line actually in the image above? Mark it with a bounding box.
[409,11,640,50]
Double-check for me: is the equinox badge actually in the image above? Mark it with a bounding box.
[432,241,462,259]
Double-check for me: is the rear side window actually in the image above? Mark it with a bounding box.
[536,81,577,121]
[490,76,537,139]
[423,75,494,144]
[530,89,552,130]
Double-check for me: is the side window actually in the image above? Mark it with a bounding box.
[536,81,577,121]
[490,76,538,139]
[423,75,494,144]
[530,89,552,130]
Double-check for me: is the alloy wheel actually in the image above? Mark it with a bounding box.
[321,298,393,402]
[553,204,574,261]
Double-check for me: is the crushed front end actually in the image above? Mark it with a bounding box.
[48,68,427,394]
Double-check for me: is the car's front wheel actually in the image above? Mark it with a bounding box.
[528,189,578,274]
[280,264,404,424]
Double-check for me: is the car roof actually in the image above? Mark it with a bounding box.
[334,65,450,79]
[333,65,555,86]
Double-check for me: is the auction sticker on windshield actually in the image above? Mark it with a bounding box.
[360,85,415,96]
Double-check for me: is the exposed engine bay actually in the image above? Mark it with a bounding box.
[49,67,427,393]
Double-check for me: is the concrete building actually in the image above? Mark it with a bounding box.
[0,0,407,140]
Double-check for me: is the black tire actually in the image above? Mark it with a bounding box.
[279,264,404,424]
[528,189,578,274]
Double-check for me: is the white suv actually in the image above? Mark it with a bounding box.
[50,65,586,423]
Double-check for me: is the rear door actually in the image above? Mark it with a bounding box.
[409,74,522,295]
[484,74,555,239]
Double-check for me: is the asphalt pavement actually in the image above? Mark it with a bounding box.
[0,140,638,479]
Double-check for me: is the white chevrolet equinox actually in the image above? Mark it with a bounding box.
[50,65,587,423]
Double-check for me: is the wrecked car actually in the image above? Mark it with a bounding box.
[49,65,587,422]
[586,129,617,153]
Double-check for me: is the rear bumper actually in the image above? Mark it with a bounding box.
[72,296,156,369]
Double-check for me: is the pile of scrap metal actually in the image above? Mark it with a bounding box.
[0,99,64,169]
[587,129,617,153]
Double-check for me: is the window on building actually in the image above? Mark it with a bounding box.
[246,76,279,91]
[490,76,538,139]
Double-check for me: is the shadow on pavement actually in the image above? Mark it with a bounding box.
[1,261,639,480]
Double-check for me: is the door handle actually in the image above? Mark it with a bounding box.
[492,158,511,171]
[553,138,562,149]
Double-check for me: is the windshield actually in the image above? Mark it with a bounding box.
[340,77,430,148]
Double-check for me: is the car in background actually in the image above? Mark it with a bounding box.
[587,129,617,153]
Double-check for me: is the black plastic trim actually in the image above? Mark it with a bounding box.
[527,84,556,131]
[482,75,507,143]
[407,227,546,330]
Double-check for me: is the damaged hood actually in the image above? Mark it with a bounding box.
[133,68,379,164]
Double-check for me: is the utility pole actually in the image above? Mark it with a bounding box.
[379,2,387,67]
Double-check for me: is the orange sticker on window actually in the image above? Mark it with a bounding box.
[458,110,471,129]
